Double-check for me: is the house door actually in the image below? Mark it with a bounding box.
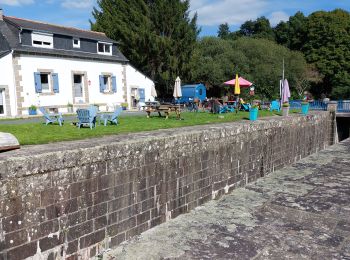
[0,89,4,115]
[138,88,145,103]
[131,88,138,107]
[73,74,84,103]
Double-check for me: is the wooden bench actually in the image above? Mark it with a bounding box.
[144,104,181,119]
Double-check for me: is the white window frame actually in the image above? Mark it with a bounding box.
[40,73,52,93]
[97,42,112,55]
[32,32,53,49]
[102,75,112,92]
[73,38,80,48]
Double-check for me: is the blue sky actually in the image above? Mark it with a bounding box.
[0,0,349,36]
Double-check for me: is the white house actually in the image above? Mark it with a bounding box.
[0,9,155,117]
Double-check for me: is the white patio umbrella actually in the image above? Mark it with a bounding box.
[173,76,182,98]
[151,84,157,97]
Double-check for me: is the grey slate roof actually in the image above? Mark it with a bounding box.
[0,20,20,49]
[15,45,128,63]
[0,16,128,62]
[5,16,113,43]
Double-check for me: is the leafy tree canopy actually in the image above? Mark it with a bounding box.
[220,9,350,99]
[218,23,230,39]
[190,37,308,100]
[274,11,307,51]
[302,9,350,98]
[91,0,199,96]
[237,16,275,41]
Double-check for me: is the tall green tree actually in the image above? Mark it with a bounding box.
[238,17,275,41]
[218,23,230,39]
[302,9,350,98]
[91,0,199,96]
[274,11,307,51]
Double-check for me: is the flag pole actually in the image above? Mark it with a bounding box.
[280,58,285,108]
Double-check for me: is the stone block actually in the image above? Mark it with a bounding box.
[87,203,107,220]
[4,229,27,249]
[67,210,87,227]
[94,215,107,230]
[6,241,37,260]
[67,221,93,242]
[107,217,136,237]
[39,231,64,252]
[110,233,125,248]
[79,229,105,249]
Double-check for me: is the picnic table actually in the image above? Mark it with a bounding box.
[143,102,181,119]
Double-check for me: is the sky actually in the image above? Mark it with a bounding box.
[0,0,349,36]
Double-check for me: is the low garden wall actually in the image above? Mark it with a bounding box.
[0,112,334,259]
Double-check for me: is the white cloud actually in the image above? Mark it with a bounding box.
[269,11,289,26]
[61,0,94,9]
[190,0,268,26]
[190,0,299,27]
[0,0,34,6]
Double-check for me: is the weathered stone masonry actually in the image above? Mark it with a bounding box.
[0,112,333,259]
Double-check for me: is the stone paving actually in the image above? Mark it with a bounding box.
[105,139,350,260]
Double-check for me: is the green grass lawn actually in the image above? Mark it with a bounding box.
[0,111,279,145]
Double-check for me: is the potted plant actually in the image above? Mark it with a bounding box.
[301,101,309,115]
[249,104,259,121]
[28,105,37,115]
[121,102,128,110]
[67,102,73,113]
[282,102,290,116]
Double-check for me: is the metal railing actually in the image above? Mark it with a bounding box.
[289,100,328,111]
[337,100,350,113]
[310,100,328,111]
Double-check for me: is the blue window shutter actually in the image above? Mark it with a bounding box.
[139,88,145,102]
[34,72,42,93]
[111,76,117,93]
[52,73,59,93]
[99,75,105,93]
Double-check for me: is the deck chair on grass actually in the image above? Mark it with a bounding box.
[76,108,96,129]
[270,100,280,112]
[99,106,123,126]
[219,104,235,113]
[241,103,251,111]
[39,107,64,126]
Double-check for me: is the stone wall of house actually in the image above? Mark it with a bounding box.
[0,112,334,259]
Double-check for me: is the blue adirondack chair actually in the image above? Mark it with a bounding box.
[187,102,199,112]
[100,107,123,126]
[270,100,280,112]
[39,107,64,126]
[76,108,96,129]
[227,105,235,113]
[219,105,228,114]
[241,103,251,111]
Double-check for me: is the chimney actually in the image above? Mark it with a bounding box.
[0,9,3,21]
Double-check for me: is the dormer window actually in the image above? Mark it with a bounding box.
[97,42,112,55]
[73,38,80,48]
[32,32,53,49]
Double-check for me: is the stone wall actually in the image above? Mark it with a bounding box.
[0,112,333,259]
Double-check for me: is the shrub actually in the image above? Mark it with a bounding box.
[29,105,37,110]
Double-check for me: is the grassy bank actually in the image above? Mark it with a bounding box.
[0,111,278,145]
